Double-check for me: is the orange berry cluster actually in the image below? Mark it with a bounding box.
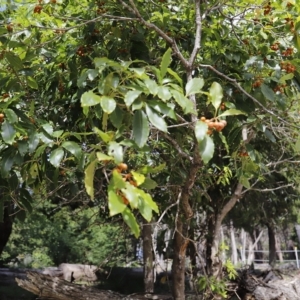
[270,42,279,51]
[280,61,296,73]
[239,152,249,157]
[96,1,106,14]
[0,113,4,123]
[282,47,293,57]
[252,78,263,88]
[200,117,227,135]
[76,46,85,57]
[264,2,271,15]
[34,5,42,13]
[113,163,138,205]
[273,84,287,94]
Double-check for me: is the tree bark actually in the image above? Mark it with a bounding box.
[172,218,188,300]
[267,223,276,267]
[0,205,13,257]
[206,183,243,278]
[142,221,154,293]
[16,272,173,300]
[230,221,238,265]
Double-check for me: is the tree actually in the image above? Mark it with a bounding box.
[1,1,300,299]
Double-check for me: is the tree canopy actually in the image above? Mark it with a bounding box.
[1,0,300,299]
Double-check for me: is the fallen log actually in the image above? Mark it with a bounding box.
[15,271,173,300]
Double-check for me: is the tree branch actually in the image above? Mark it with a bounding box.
[118,0,189,68]
[199,64,300,129]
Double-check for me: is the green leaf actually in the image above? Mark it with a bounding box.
[81,90,102,107]
[144,79,158,95]
[145,104,168,132]
[112,169,126,189]
[131,171,145,186]
[167,68,183,86]
[28,132,40,153]
[149,101,177,120]
[93,127,111,143]
[157,86,172,101]
[124,90,142,107]
[195,121,208,142]
[19,188,33,213]
[218,109,247,117]
[122,207,140,238]
[280,73,294,82]
[198,135,215,164]
[171,89,195,114]
[133,110,150,147]
[1,121,16,144]
[139,177,158,189]
[49,148,64,168]
[85,159,97,200]
[61,141,82,160]
[137,189,159,214]
[96,152,114,161]
[108,190,127,216]
[110,106,124,129]
[264,129,276,143]
[209,82,223,110]
[108,141,123,163]
[100,96,116,114]
[122,182,139,208]
[4,109,18,124]
[5,52,23,70]
[185,78,205,96]
[240,176,250,189]
[160,48,172,78]
[26,76,38,89]
[261,84,275,101]
[1,150,15,177]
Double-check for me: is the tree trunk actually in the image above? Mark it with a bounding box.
[267,223,276,267]
[16,272,173,300]
[172,218,188,300]
[275,233,283,263]
[206,183,244,278]
[142,222,154,293]
[230,221,238,265]
[240,228,247,264]
[0,205,13,257]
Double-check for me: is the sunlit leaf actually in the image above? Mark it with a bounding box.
[4,109,18,124]
[84,159,97,200]
[195,120,208,142]
[185,78,204,96]
[124,90,142,107]
[198,135,215,164]
[218,109,247,117]
[100,96,116,114]
[1,121,16,144]
[108,190,127,216]
[81,90,102,107]
[61,141,82,160]
[49,148,64,168]
[97,152,114,161]
[122,207,140,238]
[133,110,150,147]
[209,82,223,110]
[160,48,172,79]
[108,141,123,163]
[145,104,168,132]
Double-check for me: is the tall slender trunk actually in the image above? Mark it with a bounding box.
[230,221,238,265]
[142,222,154,293]
[172,218,188,300]
[0,205,13,257]
[267,223,276,267]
